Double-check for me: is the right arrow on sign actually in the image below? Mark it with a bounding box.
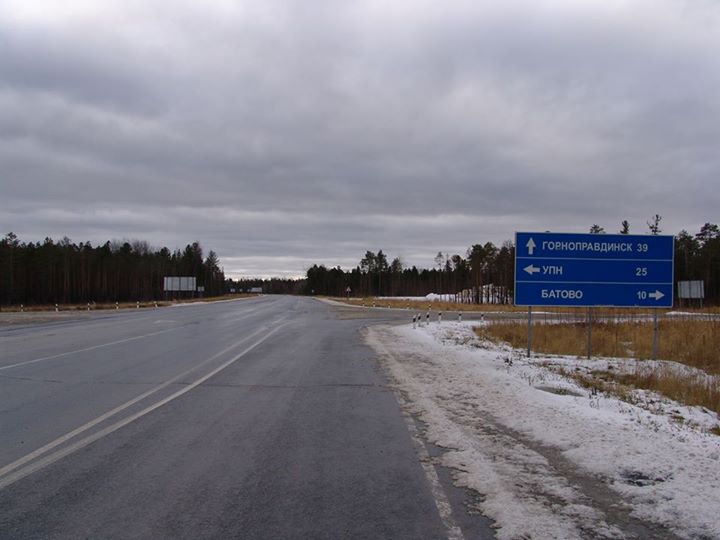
[649,290,665,300]
[526,238,536,255]
[523,264,540,275]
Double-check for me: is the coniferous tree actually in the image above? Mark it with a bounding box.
[647,214,663,235]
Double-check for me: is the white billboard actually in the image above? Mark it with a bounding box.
[163,276,197,292]
[677,280,704,299]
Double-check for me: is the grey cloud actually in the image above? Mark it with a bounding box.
[1,0,718,277]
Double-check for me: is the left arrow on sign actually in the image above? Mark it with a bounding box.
[523,264,541,275]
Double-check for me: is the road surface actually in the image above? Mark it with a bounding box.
[0,296,492,539]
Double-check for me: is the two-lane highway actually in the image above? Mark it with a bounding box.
[0,297,484,538]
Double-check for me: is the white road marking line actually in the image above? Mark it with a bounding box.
[0,312,162,342]
[0,328,180,372]
[366,328,465,540]
[0,298,271,349]
[0,324,271,479]
[0,321,289,490]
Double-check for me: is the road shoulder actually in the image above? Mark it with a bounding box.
[365,322,716,539]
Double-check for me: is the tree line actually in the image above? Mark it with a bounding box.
[0,234,225,306]
[304,241,515,302]
[675,223,720,304]
[3,219,719,306]
[305,220,720,305]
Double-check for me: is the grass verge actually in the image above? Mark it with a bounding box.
[477,320,720,417]
[477,320,720,373]
[0,294,254,312]
[337,297,524,312]
[334,297,720,316]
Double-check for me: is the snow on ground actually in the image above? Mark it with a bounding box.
[377,294,458,301]
[366,321,720,540]
[377,292,508,303]
[666,311,720,321]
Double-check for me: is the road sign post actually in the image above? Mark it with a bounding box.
[527,306,532,358]
[587,308,592,360]
[515,232,674,358]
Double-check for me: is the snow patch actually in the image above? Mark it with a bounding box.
[367,321,720,540]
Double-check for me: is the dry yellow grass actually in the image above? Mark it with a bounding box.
[0,301,171,312]
[337,297,524,312]
[478,320,720,415]
[335,297,720,317]
[555,365,720,416]
[0,294,252,312]
[477,320,720,373]
[615,366,720,414]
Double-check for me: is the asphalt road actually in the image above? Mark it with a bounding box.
[0,296,492,539]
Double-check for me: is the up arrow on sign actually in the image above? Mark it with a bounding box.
[526,238,536,255]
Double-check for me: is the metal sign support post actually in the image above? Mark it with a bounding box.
[527,306,532,358]
[586,307,592,359]
[652,309,659,360]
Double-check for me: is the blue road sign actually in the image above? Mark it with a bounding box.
[515,232,674,307]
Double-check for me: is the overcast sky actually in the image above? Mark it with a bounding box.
[1,0,718,278]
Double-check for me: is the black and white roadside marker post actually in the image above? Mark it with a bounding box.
[458,312,462,323]
[413,314,417,328]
